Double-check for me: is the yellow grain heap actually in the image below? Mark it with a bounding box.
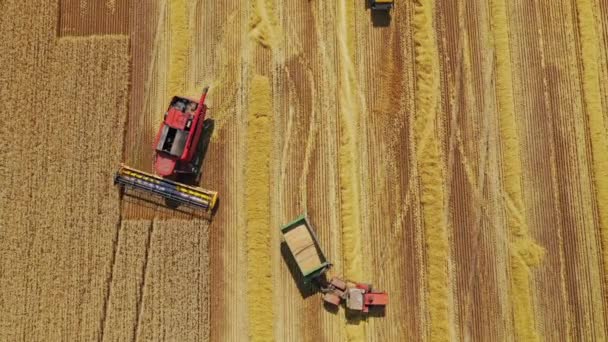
[246,75,274,341]
[249,0,278,48]
[412,0,450,340]
[490,0,544,340]
[167,0,190,96]
[575,0,608,280]
[337,0,365,340]
[106,0,116,13]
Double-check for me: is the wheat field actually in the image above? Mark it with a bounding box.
[1,0,607,341]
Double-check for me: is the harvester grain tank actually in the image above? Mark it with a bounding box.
[114,87,218,212]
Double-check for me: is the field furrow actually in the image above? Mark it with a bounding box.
[3,0,608,341]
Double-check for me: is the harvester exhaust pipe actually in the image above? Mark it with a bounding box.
[195,86,210,117]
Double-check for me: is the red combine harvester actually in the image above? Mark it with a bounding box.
[114,87,218,212]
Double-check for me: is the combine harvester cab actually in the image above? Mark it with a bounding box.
[280,214,332,285]
[114,87,218,213]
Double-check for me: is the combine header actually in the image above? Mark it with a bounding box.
[114,165,217,211]
[115,87,218,212]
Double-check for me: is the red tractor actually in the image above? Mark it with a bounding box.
[321,277,389,315]
[114,87,218,212]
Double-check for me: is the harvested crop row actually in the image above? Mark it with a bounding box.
[336,0,365,341]
[246,75,274,342]
[187,2,251,341]
[575,0,608,285]
[489,0,544,340]
[249,0,279,48]
[412,0,451,340]
[167,0,191,97]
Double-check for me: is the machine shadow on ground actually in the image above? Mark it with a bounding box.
[280,242,318,299]
[363,0,392,27]
[180,118,215,186]
[120,190,209,220]
[371,10,391,27]
[345,306,386,325]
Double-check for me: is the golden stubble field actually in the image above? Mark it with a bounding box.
[0,0,607,341]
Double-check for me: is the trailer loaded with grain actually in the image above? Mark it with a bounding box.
[280,214,388,316]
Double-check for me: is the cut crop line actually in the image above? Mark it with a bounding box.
[99,215,123,341]
[278,66,296,190]
[489,0,544,340]
[446,8,494,325]
[245,75,274,342]
[249,0,279,48]
[299,69,319,206]
[575,0,608,291]
[132,220,154,342]
[167,0,190,97]
[141,0,168,125]
[412,0,452,341]
[533,0,572,335]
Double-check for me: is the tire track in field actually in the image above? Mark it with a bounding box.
[511,0,608,338]
[309,2,347,340]
[509,1,573,339]
[336,0,366,340]
[270,11,297,338]
[356,1,416,339]
[575,0,608,306]
[435,0,511,339]
[133,219,210,341]
[489,0,544,340]
[412,0,452,340]
[201,2,250,340]
[273,2,339,340]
